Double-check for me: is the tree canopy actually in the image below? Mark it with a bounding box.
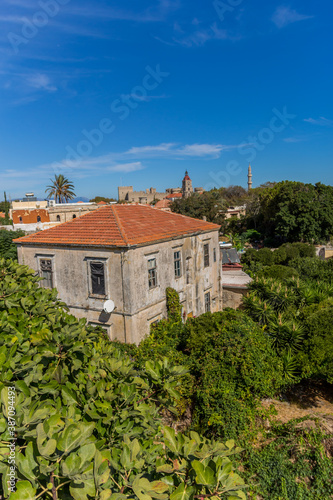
[45,175,76,203]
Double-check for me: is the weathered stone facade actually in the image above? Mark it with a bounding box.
[16,205,222,344]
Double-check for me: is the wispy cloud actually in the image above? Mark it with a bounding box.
[107,162,145,173]
[124,142,238,159]
[156,21,240,48]
[26,73,57,92]
[122,93,169,102]
[272,6,313,29]
[304,117,333,127]
[1,142,242,185]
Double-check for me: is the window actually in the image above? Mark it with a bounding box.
[174,251,182,278]
[204,244,210,267]
[213,248,217,263]
[73,214,77,219]
[40,259,53,289]
[56,215,61,222]
[90,262,106,295]
[204,292,211,313]
[19,216,23,223]
[37,215,41,222]
[148,258,157,289]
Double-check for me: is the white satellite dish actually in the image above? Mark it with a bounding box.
[103,300,115,314]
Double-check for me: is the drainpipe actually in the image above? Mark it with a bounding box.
[120,250,127,343]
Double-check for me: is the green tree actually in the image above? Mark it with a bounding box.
[89,196,117,203]
[45,175,76,203]
[170,190,227,225]
[0,230,25,259]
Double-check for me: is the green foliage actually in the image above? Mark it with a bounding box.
[137,310,284,440]
[290,256,333,283]
[0,258,245,499]
[0,230,25,259]
[299,300,333,383]
[166,288,182,322]
[261,265,299,280]
[45,174,76,203]
[246,181,333,243]
[243,424,333,499]
[170,190,226,225]
[89,196,117,203]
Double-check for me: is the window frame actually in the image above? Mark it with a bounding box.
[36,255,55,289]
[148,257,157,289]
[85,257,109,298]
[174,250,182,278]
[204,291,211,313]
[204,243,210,268]
[90,261,106,296]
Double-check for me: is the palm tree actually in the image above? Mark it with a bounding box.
[45,175,76,203]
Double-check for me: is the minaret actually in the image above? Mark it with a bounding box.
[248,164,253,191]
[182,170,193,198]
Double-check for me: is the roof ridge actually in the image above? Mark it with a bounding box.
[111,205,130,246]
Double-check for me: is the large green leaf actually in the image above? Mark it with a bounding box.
[57,422,95,454]
[170,483,196,500]
[192,460,216,487]
[10,481,36,500]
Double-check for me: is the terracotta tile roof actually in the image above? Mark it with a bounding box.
[14,204,220,248]
[0,213,5,219]
[165,193,183,199]
[97,201,107,205]
[12,209,50,224]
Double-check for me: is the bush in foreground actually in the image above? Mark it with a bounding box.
[0,259,246,499]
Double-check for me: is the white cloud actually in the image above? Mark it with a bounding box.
[304,117,333,127]
[272,6,313,29]
[125,142,238,159]
[26,73,57,92]
[107,162,145,173]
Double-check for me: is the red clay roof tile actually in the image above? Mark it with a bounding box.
[14,204,219,248]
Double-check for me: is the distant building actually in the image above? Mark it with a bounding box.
[221,248,252,309]
[118,187,166,204]
[225,206,246,220]
[154,199,172,211]
[118,171,204,203]
[11,195,111,232]
[15,204,222,344]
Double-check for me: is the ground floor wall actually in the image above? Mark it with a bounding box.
[222,287,247,310]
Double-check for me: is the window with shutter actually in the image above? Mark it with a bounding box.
[148,258,157,289]
[204,244,210,267]
[90,262,106,295]
[40,259,53,289]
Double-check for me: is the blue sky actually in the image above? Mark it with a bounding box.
[0,0,332,200]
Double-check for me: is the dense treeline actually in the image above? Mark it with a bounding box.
[171,181,333,244]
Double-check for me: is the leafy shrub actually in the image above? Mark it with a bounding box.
[0,230,25,260]
[182,311,284,438]
[299,299,333,383]
[290,256,333,283]
[261,264,299,280]
[0,259,246,499]
[243,424,333,499]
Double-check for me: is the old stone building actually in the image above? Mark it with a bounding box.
[118,171,204,203]
[15,205,222,344]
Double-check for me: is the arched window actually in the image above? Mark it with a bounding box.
[19,216,23,223]
[73,214,77,219]
[37,216,41,222]
[56,215,61,222]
